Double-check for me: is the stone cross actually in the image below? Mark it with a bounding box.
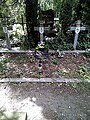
[3,26,11,50]
[34,21,50,44]
[70,20,86,50]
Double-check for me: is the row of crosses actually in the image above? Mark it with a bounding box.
[2,20,88,51]
[34,20,88,50]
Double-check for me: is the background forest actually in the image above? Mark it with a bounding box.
[0,0,90,50]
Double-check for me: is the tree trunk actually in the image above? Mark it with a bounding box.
[26,0,38,49]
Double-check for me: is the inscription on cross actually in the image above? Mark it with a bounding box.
[70,20,86,50]
[34,21,50,44]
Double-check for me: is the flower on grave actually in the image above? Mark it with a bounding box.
[35,42,45,51]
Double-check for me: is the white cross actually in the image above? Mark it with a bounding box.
[34,21,50,44]
[3,26,11,50]
[70,20,86,50]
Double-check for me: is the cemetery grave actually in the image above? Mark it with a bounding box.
[0,15,90,80]
[0,1,90,120]
[0,51,90,79]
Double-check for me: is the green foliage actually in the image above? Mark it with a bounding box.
[0,0,25,26]
[0,26,5,38]
[83,51,90,58]
[46,36,73,50]
[78,65,90,79]
[38,0,54,10]
[52,59,58,65]
[70,82,90,90]
[79,66,88,72]
[52,57,58,65]
[47,39,60,50]
[54,0,90,50]
[0,0,90,50]
[0,62,4,72]
[0,57,10,73]
[20,36,30,50]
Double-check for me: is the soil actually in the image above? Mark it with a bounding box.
[0,52,90,79]
[0,83,90,120]
[0,52,90,120]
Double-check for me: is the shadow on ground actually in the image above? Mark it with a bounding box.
[0,83,90,120]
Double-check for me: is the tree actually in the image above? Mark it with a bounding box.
[25,0,38,48]
[60,0,73,34]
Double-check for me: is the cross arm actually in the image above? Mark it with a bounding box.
[70,27,76,31]
[44,27,50,31]
[34,26,50,31]
[70,26,87,31]
[34,27,39,31]
[80,27,86,31]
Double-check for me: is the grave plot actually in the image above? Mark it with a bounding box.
[0,52,90,79]
[0,18,90,80]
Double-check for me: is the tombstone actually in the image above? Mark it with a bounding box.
[41,9,54,29]
[41,9,58,37]
[3,26,11,50]
[34,21,50,44]
[70,20,86,50]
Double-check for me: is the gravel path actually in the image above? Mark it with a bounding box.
[0,83,90,120]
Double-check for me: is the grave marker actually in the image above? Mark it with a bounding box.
[70,20,86,50]
[3,26,11,50]
[34,21,50,78]
[34,21,50,44]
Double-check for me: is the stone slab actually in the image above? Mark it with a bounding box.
[0,49,89,54]
[0,112,27,120]
[0,78,89,83]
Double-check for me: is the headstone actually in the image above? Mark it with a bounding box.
[41,9,54,29]
[3,26,11,50]
[70,20,86,50]
[34,21,50,44]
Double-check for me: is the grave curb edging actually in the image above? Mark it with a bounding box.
[0,78,90,83]
[0,49,89,53]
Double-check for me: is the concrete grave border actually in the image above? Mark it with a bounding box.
[0,49,89,53]
[0,78,90,83]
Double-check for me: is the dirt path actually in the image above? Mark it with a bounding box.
[0,82,90,120]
